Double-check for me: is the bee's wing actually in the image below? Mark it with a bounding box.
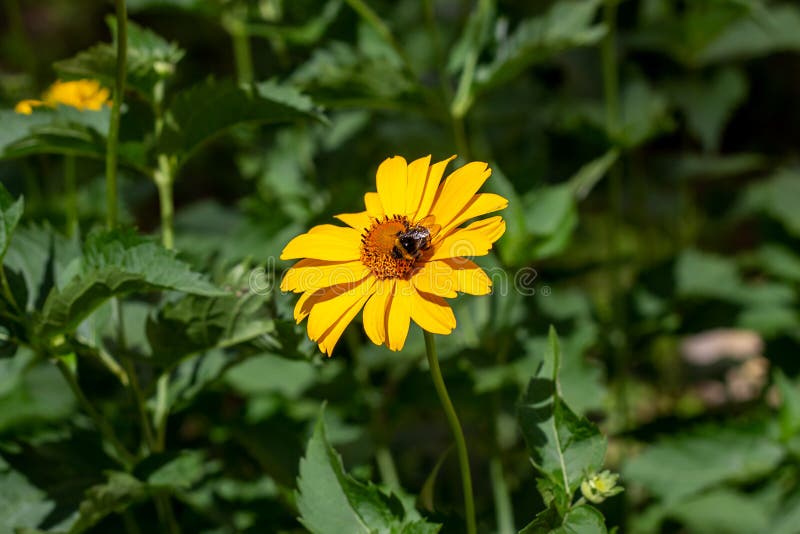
[417,215,441,239]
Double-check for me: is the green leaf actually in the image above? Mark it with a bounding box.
[0,359,76,433]
[145,291,276,367]
[698,4,800,64]
[616,80,674,148]
[0,455,55,531]
[54,17,184,103]
[68,472,147,534]
[667,67,748,152]
[159,79,326,167]
[569,149,619,200]
[775,370,800,441]
[517,327,606,497]
[143,450,217,490]
[296,411,441,534]
[519,503,606,534]
[476,0,606,93]
[225,353,316,399]
[622,422,784,503]
[0,182,23,262]
[0,107,121,165]
[756,244,800,283]
[37,229,224,338]
[739,169,800,238]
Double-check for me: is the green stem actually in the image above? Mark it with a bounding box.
[65,155,78,237]
[0,267,20,314]
[376,446,401,491]
[423,331,476,534]
[106,0,128,229]
[155,156,175,250]
[154,494,181,534]
[490,456,514,534]
[231,23,254,86]
[451,0,492,118]
[54,357,135,468]
[154,372,169,451]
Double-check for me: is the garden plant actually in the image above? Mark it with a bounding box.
[2,0,800,532]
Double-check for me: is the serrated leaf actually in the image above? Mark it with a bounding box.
[296,411,440,534]
[517,327,606,498]
[37,229,224,338]
[475,0,605,93]
[622,422,784,503]
[0,182,23,262]
[159,79,326,167]
[54,18,184,103]
[68,472,147,534]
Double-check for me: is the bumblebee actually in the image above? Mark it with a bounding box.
[392,216,440,260]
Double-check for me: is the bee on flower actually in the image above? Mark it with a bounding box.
[14,79,111,114]
[280,155,508,356]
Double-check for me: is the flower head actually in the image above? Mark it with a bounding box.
[14,79,111,115]
[580,470,623,504]
[280,155,508,356]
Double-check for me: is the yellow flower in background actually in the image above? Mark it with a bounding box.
[14,79,111,114]
[280,155,508,356]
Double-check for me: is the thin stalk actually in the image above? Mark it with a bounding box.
[231,24,254,86]
[154,374,169,451]
[375,446,401,491]
[601,0,629,428]
[0,268,20,314]
[65,155,78,237]
[54,357,135,468]
[155,155,175,250]
[423,331,476,534]
[451,0,492,118]
[106,0,128,229]
[490,457,514,534]
[154,494,181,534]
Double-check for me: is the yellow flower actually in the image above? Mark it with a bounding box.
[280,155,508,356]
[14,79,111,114]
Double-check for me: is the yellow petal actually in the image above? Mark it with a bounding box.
[315,284,375,356]
[305,277,376,356]
[364,192,385,218]
[334,211,373,231]
[411,260,457,298]
[362,278,393,345]
[414,155,456,221]
[430,216,506,260]
[280,225,361,261]
[429,161,492,229]
[280,259,370,293]
[404,155,432,217]
[14,99,43,115]
[376,156,408,217]
[440,193,509,235]
[410,288,456,334]
[386,279,412,351]
[440,258,492,295]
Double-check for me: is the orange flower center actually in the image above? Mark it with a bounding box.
[360,216,416,280]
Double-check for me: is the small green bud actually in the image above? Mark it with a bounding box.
[580,470,623,504]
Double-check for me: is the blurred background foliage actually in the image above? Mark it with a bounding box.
[2,0,800,532]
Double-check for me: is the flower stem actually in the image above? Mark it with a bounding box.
[106,0,127,229]
[65,155,78,237]
[54,357,135,468]
[155,158,175,250]
[490,456,514,534]
[423,331,476,534]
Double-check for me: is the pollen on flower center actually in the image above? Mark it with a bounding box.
[360,215,416,280]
